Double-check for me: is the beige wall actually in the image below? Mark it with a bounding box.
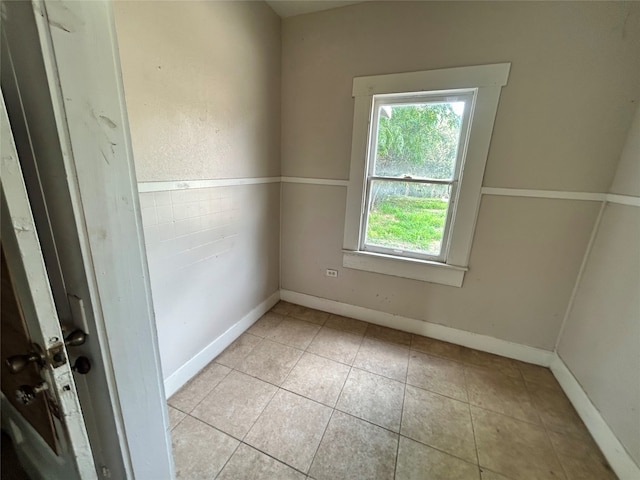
[280,1,639,350]
[282,185,600,349]
[558,105,640,466]
[611,105,640,197]
[116,1,281,181]
[282,1,639,190]
[114,1,281,380]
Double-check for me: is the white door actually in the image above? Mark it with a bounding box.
[1,94,97,479]
[2,1,174,478]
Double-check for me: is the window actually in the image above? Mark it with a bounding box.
[362,91,473,262]
[343,64,510,287]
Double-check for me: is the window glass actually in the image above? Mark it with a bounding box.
[364,180,451,257]
[373,101,465,180]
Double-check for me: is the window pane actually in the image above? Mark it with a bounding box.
[365,180,451,256]
[374,101,465,180]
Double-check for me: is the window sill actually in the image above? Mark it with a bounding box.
[342,250,467,287]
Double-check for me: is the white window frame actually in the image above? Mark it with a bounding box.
[343,63,510,287]
[361,90,474,263]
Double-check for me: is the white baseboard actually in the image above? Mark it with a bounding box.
[550,354,640,480]
[163,291,280,398]
[280,289,552,366]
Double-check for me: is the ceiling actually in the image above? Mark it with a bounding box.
[265,1,363,18]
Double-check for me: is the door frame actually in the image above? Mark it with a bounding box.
[5,1,174,477]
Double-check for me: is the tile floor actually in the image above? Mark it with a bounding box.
[167,301,616,480]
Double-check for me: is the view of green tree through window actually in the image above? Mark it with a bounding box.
[364,97,468,259]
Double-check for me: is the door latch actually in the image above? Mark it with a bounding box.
[5,329,88,373]
[15,381,48,406]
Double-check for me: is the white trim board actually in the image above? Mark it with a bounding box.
[163,291,280,398]
[138,177,281,193]
[550,354,640,479]
[281,176,349,187]
[352,63,511,96]
[280,289,553,366]
[138,179,640,207]
[607,193,640,207]
[481,187,605,202]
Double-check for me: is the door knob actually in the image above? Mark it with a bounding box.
[64,329,87,347]
[72,356,91,375]
[5,344,44,374]
[6,352,41,374]
[16,381,48,406]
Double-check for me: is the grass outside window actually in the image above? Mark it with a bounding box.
[366,195,449,256]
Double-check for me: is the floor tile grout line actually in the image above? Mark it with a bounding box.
[303,319,368,368]
[364,323,413,348]
[188,359,284,443]
[214,331,263,369]
[405,351,469,404]
[404,375,559,430]
[406,382,470,407]
[317,322,368,340]
[225,360,305,393]
[520,373,595,443]
[212,437,243,479]
[284,309,330,328]
[166,406,187,432]
[306,407,338,476]
[307,353,357,476]
[183,411,247,444]
[234,440,311,478]
[465,365,482,471]
[279,384,339,410]
[316,406,484,470]
[234,336,307,386]
[333,369,404,434]
[466,400,544,427]
[277,314,326,388]
[394,377,408,479]
[170,365,233,416]
[396,430,482,468]
[301,348,356,368]
[521,377,573,480]
[243,386,336,474]
[351,323,368,366]
[212,367,281,443]
[275,302,554,384]
[540,424,572,480]
[177,409,257,474]
[167,404,191,416]
[239,385,281,443]
[467,404,571,480]
[414,349,528,381]
[467,402,556,434]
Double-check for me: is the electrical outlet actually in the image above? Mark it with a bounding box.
[326,269,338,278]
